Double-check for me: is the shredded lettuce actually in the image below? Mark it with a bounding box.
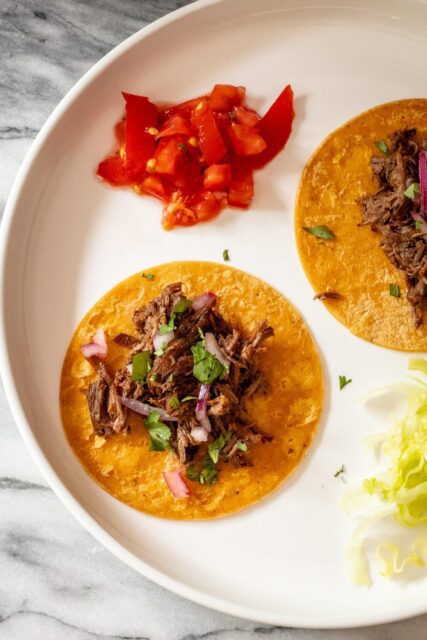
[341,358,427,585]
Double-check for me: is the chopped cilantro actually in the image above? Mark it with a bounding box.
[144,412,171,451]
[186,465,200,481]
[416,219,424,231]
[404,182,420,199]
[154,345,167,357]
[334,464,346,480]
[169,396,180,410]
[208,434,227,464]
[149,374,158,382]
[158,297,192,335]
[302,225,335,240]
[236,441,248,452]
[191,339,227,384]
[181,395,198,402]
[223,249,230,262]
[389,284,401,298]
[131,351,151,382]
[198,326,205,339]
[173,297,192,314]
[200,456,218,485]
[375,140,389,155]
[141,272,155,280]
[339,375,352,391]
[159,318,175,335]
[167,373,174,382]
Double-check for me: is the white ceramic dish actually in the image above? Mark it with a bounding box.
[1,0,427,628]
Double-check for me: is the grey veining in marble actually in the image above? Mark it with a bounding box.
[1,1,427,638]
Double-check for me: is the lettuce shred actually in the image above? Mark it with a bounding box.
[341,358,427,585]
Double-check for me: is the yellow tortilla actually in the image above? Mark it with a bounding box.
[295,99,427,351]
[60,261,323,519]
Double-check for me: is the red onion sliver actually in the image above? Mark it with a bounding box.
[163,469,190,498]
[190,426,209,443]
[204,332,229,370]
[195,383,211,434]
[153,330,174,352]
[419,150,427,218]
[118,396,178,422]
[191,291,217,311]
[81,328,108,359]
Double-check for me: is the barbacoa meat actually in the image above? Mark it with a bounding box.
[83,284,274,472]
[358,128,426,326]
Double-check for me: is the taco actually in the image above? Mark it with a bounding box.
[295,98,427,351]
[60,261,323,520]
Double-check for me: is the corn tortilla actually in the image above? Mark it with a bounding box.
[295,99,427,351]
[60,261,323,520]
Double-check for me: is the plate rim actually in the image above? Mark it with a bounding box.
[1,0,427,628]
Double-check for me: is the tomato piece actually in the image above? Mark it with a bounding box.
[228,167,254,208]
[245,84,294,169]
[233,106,260,127]
[123,92,158,176]
[209,84,246,111]
[141,175,169,201]
[97,155,133,186]
[203,164,231,191]
[191,100,227,165]
[162,193,198,230]
[153,138,185,175]
[193,191,222,221]
[228,124,267,156]
[157,113,192,139]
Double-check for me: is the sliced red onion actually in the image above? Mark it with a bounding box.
[419,150,427,218]
[118,396,178,422]
[195,383,211,434]
[191,291,217,311]
[163,469,190,499]
[204,332,229,370]
[153,330,174,352]
[190,426,209,443]
[81,328,107,359]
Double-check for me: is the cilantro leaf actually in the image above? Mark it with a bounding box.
[144,412,171,451]
[236,441,248,452]
[208,434,227,464]
[173,297,192,314]
[158,298,192,335]
[200,456,218,485]
[339,375,352,391]
[416,219,424,231]
[223,249,230,262]
[186,465,200,481]
[389,284,401,298]
[131,351,151,382]
[159,318,175,335]
[302,225,335,240]
[168,396,180,410]
[404,182,420,199]
[375,140,389,155]
[191,339,227,384]
[141,272,155,280]
[149,374,158,382]
[181,395,198,402]
[334,464,346,480]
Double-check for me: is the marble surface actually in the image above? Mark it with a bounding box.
[1,1,427,638]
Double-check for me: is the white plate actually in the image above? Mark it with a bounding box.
[1,0,427,628]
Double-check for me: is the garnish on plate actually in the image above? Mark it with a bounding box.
[302,225,335,240]
[334,464,346,480]
[389,284,401,298]
[341,359,427,585]
[97,84,295,230]
[223,249,230,262]
[339,375,352,390]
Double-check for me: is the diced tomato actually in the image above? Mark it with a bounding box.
[245,84,294,169]
[141,175,169,201]
[123,92,158,176]
[162,193,198,230]
[228,167,254,208]
[157,114,192,139]
[203,164,231,191]
[233,106,260,127]
[193,191,222,221]
[97,155,133,186]
[153,138,185,175]
[115,119,126,145]
[228,124,267,156]
[209,84,245,111]
[191,100,227,165]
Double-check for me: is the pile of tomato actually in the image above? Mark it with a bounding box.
[97,83,294,230]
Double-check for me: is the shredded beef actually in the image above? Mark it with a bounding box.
[358,128,427,326]
[83,283,274,474]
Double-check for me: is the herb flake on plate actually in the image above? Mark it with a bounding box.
[303,225,335,240]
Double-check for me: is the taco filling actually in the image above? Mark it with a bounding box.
[82,283,274,491]
[359,129,427,326]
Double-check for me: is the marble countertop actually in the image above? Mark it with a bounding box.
[1,1,427,638]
